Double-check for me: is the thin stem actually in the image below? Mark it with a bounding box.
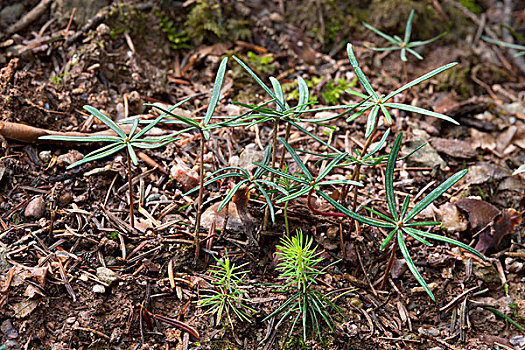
[280,123,293,238]
[349,114,380,211]
[403,61,408,85]
[126,149,135,230]
[402,61,409,102]
[284,201,290,237]
[307,189,347,218]
[279,123,292,170]
[380,240,398,290]
[194,133,205,262]
[263,118,280,232]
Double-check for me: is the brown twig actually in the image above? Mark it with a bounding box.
[126,150,135,230]
[193,134,205,262]
[6,0,53,35]
[0,120,166,144]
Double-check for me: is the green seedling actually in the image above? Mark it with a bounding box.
[39,104,179,229]
[347,43,458,138]
[198,250,254,329]
[188,145,287,224]
[254,137,362,218]
[234,56,358,156]
[234,55,364,229]
[362,9,446,62]
[329,133,486,301]
[482,35,525,57]
[147,57,228,261]
[265,230,343,341]
[345,43,458,209]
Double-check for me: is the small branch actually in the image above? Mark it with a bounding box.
[126,149,135,230]
[380,241,398,290]
[6,0,53,35]
[194,134,205,262]
[0,120,167,144]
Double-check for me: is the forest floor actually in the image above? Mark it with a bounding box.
[0,0,524,349]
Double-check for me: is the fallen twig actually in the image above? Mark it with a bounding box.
[0,120,166,144]
[6,0,53,35]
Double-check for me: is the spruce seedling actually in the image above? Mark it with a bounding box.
[233,56,364,229]
[39,105,179,229]
[254,137,363,218]
[147,57,228,261]
[266,230,343,341]
[198,250,254,329]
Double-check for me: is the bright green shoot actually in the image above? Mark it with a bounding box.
[198,250,254,329]
[233,55,362,155]
[265,230,343,341]
[346,43,459,138]
[363,9,446,62]
[364,133,485,301]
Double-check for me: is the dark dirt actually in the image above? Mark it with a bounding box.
[0,0,524,349]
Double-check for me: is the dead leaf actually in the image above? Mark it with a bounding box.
[200,188,258,244]
[470,129,496,152]
[496,125,517,154]
[474,209,522,253]
[11,299,39,318]
[455,198,500,230]
[11,266,47,288]
[440,202,468,233]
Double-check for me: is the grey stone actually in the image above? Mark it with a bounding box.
[402,138,447,170]
[92,284,106,293]
[96,267,119,285]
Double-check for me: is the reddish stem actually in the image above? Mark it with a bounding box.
[307,190,348,218]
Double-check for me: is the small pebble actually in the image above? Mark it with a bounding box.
[170,162,199,192]
[92,284,106,294]
[39,151,52,163]
[418,326,440,337]
[57,150,84,166]
[24,196,45,219]
[96,267,118,285]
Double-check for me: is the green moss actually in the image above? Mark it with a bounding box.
[107,3,148,40]
[246,52,276,75]
[155,9,191,50]
[434,64,472,98]
[285,0,368,50]
[185,0,251,45]
[459,0,482,15]
[282,76,355,105]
